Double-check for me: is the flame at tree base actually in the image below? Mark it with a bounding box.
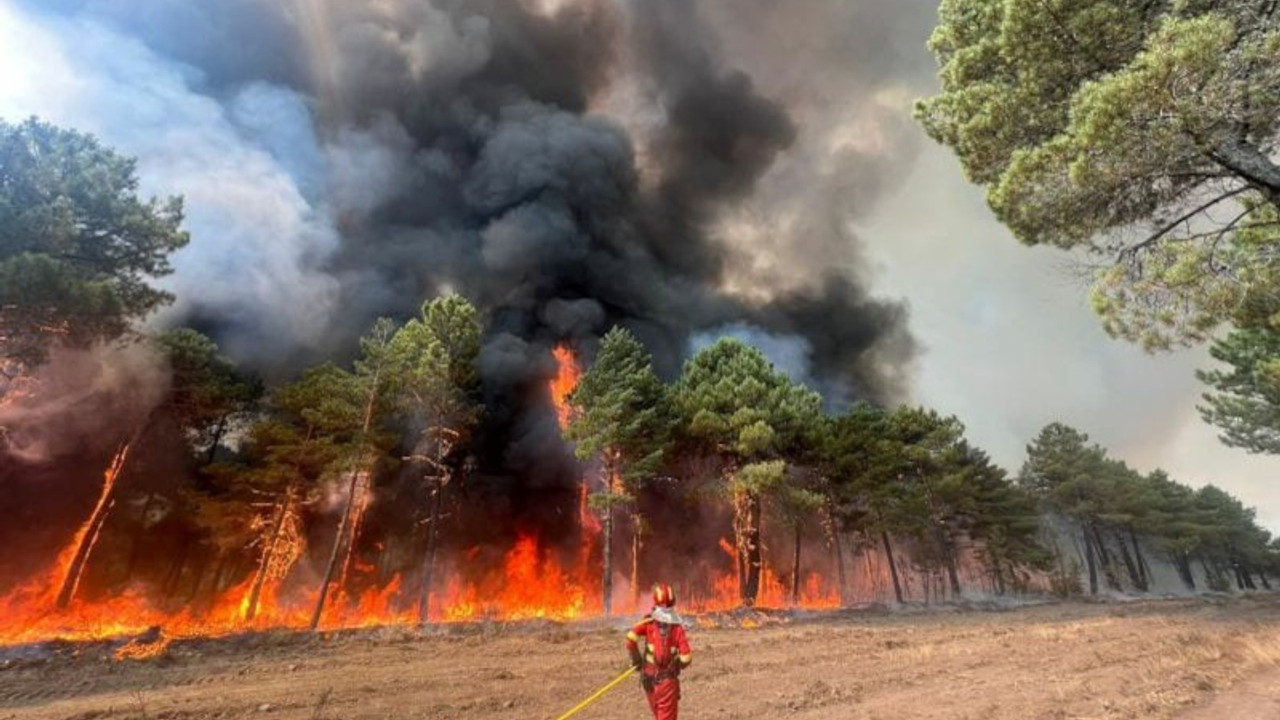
[0,344,847,655]
[0,523,847,654]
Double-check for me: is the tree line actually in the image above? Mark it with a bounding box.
[3,117,1278,629]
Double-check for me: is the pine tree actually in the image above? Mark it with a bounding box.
[566,327,672,614]
[672,338,822,606]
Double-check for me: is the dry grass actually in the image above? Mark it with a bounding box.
[1,594,1279,720]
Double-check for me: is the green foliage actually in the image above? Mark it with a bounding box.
[1198,325,1280,454]
[821,403,1051,589]
[0,118,189,376]
[673,338,822,464]
[567,327,672,493]
[1021,421,1275,592]
[154,328,261,460]
[1019,423,1109,522]
[190,362,366,549]
[917,1,1280,349]
[388,294,483,459]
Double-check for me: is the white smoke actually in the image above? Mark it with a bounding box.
[0,3,342,363]
[0,343,169,464]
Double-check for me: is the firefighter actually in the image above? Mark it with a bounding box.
[625,582,692,720]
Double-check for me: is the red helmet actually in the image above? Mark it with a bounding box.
[652,582,676,608]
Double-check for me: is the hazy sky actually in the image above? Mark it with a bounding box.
[862,143,1280,535]
[0,0,1274,533]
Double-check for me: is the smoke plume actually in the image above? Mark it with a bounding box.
[1,0,923,492]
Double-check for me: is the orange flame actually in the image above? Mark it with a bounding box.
[0,345,851,655]
[550,344,580,431]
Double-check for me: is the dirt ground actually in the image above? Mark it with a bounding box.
[3,594,1280,720]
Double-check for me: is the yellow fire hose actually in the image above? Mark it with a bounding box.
[548,666,637,720]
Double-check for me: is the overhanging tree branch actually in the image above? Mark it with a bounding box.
[1209,137,1280,204]
[1121,186,1254,260]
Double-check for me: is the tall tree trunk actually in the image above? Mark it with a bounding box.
[1081,527,1099,595]
[311,360,383,632]
[1257,571,1272,591]
[417,474,446,624]
[935,524,962,598]
[631,513,642,612]
[1176,553,1196,590]
[56,442,132,609]
[992,559,1007,596]
[739,491,763,606]
[1114,530,1143,591]
[311,470,362,630]
[1200,557,1225,590]
[1129,529,1151,591]
[831,527,847,607]
[791,522,802,606]
[205,414,229,466]
[919,473,962,598]
[1090,524,1121,591]
[602,456,615,615]
[335,473,371,602]
[880,530,904,604]
[245,486,295,622]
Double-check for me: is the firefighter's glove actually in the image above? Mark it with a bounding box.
[629,649,644,670]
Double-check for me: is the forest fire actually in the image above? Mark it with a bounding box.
[0,342,851,655]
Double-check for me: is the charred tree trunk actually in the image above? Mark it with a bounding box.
[1090,524,1121,591]
[880,530,904,604]
[631,514,642,610]
[1114,530,1144,591]
[335,476,371,601]
[1200,557,1228,591]
[1081,527,1099,595]
[1258,571,1272,591]
[417,474,446,624]
[1236,560,1257,590]
[205,414,229,467]
[830,524,847,607]
[992,559,1007,596]
[739,491,763,606]
[245,487,295,622]
[919,473,961,598]
[1129,529,1151,591]
[791,522,802,606]
[311,470,361,630]
[311,361,383,632]
[1174,552,1196,590]
[937,526,962,598]
[56,442,132,609]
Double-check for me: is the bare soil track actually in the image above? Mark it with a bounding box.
[3,595,1280,720]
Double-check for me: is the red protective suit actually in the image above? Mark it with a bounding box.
[625,614,692,720]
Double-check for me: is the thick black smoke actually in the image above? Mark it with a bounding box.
[10,0,916,492]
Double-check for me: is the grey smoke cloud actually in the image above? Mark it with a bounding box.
[0,7,343,366]
[2,0,1274,535]
[0,0,923,491]
[0,344,168,463]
